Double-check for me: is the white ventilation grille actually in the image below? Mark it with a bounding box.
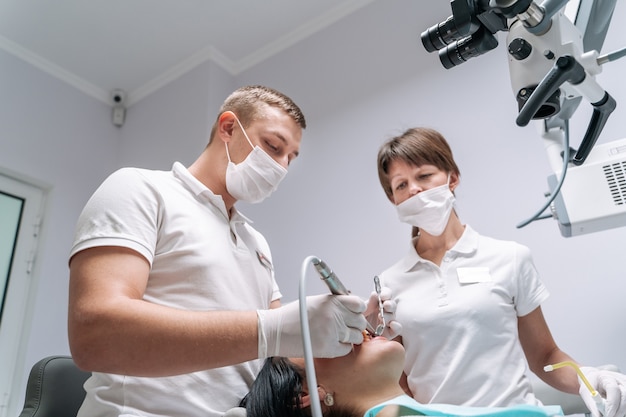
[604,161,626,205]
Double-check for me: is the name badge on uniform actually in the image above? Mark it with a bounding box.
[457,267,491,284]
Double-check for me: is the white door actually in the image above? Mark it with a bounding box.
[0,173,45,417]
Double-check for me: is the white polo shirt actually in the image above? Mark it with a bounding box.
[380,225,549,408]
[70,162,281,417]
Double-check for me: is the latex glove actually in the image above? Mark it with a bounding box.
[257,294,367,358]
[223,407,247,417]
[579,366,626,417]
[364,286,402,340]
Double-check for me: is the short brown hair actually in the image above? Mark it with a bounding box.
[377,127,460,201]
[209,85,306,143]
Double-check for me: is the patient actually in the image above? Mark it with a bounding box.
[238,334,564,417]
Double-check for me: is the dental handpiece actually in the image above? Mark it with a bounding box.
[312,258,350,294]
[311,258,377,336]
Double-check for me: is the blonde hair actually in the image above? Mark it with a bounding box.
[209,85,306,143]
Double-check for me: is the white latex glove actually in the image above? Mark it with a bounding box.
[364,286,402,340]
[222,407,247,417]
[579,366,626,417]
[257,294,367,358]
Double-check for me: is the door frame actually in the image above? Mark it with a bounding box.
[0,172,46,417]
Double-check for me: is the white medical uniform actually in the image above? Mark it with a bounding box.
[380,225,549,407]
[70,162,281,417]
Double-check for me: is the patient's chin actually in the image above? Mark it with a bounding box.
[358,336,405,365]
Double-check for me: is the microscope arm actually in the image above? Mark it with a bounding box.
[516,55,616,165]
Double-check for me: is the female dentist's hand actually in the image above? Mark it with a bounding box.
[364,286,402,339]
[579,366,626,417]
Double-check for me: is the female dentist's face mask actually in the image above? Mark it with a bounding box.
[225,115,287,204]
[395,176,455,236]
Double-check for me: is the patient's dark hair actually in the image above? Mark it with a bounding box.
[240,357,356,417]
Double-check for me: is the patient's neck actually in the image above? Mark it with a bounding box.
[376,404,420,417]
[355,387,406,416]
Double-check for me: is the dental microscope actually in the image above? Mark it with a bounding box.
[421,0,626,237]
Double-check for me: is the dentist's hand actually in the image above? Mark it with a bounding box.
[257,294,367,358]
[364,286,402,339]
[579,366,626,417]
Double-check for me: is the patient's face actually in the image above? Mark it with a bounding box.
[291,336,405,388]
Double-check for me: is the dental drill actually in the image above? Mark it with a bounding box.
[300,256,383,417]
[311,257,378,336]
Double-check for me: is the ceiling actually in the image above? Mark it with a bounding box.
[5,1,619,110]
[0,0,384,107]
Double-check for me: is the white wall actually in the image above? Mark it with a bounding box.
[0,48,121,408]
[116,60,236,170]
[1,0,625,410]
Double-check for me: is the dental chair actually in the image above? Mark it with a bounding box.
[18,355,91,417]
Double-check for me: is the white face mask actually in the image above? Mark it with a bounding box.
[395,178,455,236]
[225,115,287,204]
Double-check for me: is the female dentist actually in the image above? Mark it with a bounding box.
[375,127,626,417]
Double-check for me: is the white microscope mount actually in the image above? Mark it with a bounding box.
[420,0,626,237]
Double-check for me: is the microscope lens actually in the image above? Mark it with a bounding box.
[421,16,461,52]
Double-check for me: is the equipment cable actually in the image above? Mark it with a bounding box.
[516,119,571,228]
[299,255,323,417]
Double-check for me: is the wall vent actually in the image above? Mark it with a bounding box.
[603,161,626,205]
